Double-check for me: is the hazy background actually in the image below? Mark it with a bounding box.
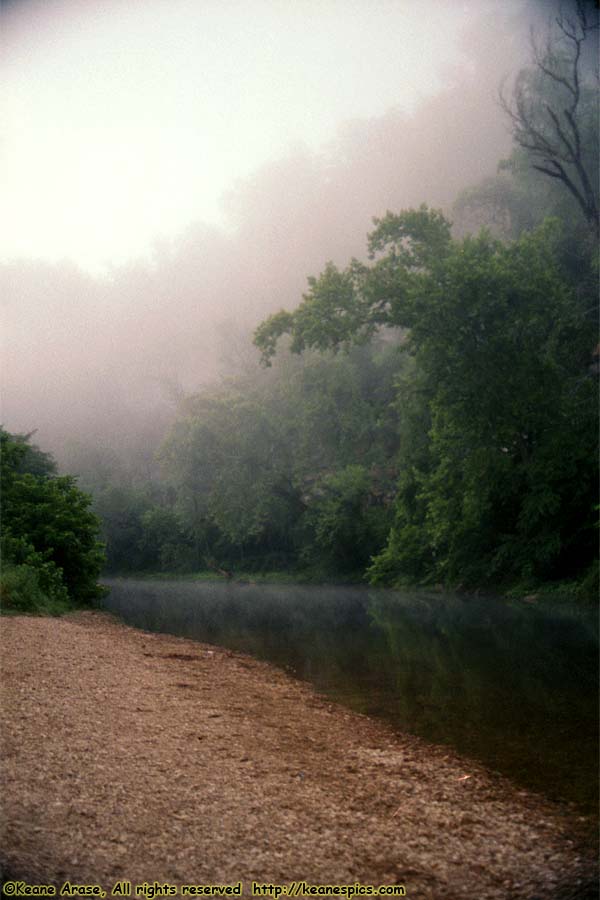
[2,0,548,461]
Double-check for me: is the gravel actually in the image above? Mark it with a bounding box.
[1,612,597,899]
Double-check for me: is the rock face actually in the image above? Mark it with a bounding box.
[1,612,597,899]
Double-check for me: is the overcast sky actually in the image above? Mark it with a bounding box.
[2,0,490,273]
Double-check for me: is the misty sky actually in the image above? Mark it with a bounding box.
[3,0,507,273]
[2,0,550,454]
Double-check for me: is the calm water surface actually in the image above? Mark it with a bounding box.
[102,579,598,815]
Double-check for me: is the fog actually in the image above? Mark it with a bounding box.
[1,0,551,463]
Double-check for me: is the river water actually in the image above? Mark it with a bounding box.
[102,579,598,815]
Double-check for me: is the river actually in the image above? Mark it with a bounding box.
[102,579,598,816]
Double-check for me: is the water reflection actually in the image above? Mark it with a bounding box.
[102,580,598,814]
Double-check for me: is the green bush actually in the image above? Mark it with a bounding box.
[0,564,71,615]
[1,428,106,612]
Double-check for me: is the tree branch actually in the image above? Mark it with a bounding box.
[501,1,599,234]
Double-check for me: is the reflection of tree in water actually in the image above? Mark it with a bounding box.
[365,593,598,811]
[103,581,597,813]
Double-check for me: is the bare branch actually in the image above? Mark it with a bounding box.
[545,104,576,159]
[501,2,599,234]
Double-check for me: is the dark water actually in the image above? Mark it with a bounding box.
[102,579,598,815]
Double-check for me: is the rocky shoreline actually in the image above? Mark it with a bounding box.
[1,612,597,899]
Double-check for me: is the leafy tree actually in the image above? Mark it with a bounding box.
[138,506,195,571]
[160,376,306,567]
[301,465,392,574]
[453,156,571,240]
[1,428,105,609]
[254,209,597,588]
[0,429,56,478]
[159,344,401,574]
[254,207,452,366]
[92,485,154,573]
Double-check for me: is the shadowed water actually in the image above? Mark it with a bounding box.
[102,579,598,815]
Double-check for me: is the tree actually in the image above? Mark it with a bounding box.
[301,465,392,574]
[254,209,598,587]
[500,0,599,235]
[160,375,307,568]
[1,429,105,608]
[159,344,401,574]
[254,206,453,367]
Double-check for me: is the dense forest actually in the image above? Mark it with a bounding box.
[2,3,598,608]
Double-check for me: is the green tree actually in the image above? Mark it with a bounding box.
[302,464,392,574]
[160,344,401,574]
[137,506,195,571]
[1,429,105,609]
[254,210,597,588]
[160,376,306,568]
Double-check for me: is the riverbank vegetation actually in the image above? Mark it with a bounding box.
[0,429,105,614]
[6,5,597,605]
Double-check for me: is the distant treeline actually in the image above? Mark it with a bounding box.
[4,12,598,604]
[79,197,597,597]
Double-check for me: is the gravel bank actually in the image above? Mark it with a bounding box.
[0,612,596,899]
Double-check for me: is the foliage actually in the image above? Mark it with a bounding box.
[254,210,598,589]
[59,13,598,595]
[159,345,401,573]
[301,465,392,574]
[1,429,105,610]
[254,206,452,366]
[0,564,71,615]
[86,208,596,593]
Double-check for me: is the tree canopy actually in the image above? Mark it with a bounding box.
[253,208,598,589]
[52,8,598,598]
[1,429,106,611]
